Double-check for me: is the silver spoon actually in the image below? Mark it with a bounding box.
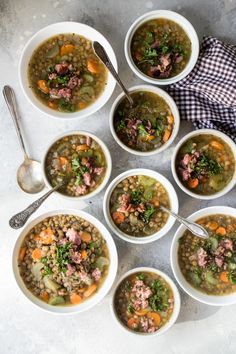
[93,41,134,106]
[9,181,65,229]
[3,85,45,194]
[160,204,209,239]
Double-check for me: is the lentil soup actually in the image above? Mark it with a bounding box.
[28,33,107,112]
[18,214,110,306]
[178,214,236,295]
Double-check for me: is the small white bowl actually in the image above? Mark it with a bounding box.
[171,129,236,200]
[42,130,112,200]
[19,21,117,119]
[103,168,179,244]
[109,84,180,156]
[110,267,181,336]
[171,206,236,306]
[124,10,199,85]
[12,209,118,314]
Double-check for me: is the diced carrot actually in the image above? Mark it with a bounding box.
[59,156,69,165]
[78,287,86,293]
[167,115,174,124]
[210,140,224,150]
[151,197,160,207]
[32,248,42,261]
[207,221,219,231]
[127,317,139,329]
[146,135,155,141]
[78,101,87,109]
[40,291,49,302]
[37,80,49,94]
[147,312,161,326]
[163,129,171,142]
[76,144,90,151]
[60,44,75,56]
[81,250,87,259]
[188,178,199,189]
[135,308,149,316]
[87,58,100,74]
[220,271,229,283]
[81,157,88,165]
[19,247,26,261]
[48,101,58,109]
[216,226,226,236]
[84,284,97,298]
[70,293,82,304]
[34,234,41,241]
[80,232,92,243]
[39,228,54,244]
[112,211,125,225]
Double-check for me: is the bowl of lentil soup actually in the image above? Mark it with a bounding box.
[171,129,236,200]
[171,206,236,306]
[124,10,199,85]
[110,85,180,156]
[19,22,117,119]
[110,267,180,336]
[42,131,112,200]
[13,209,118,314]
[103,169,179,244]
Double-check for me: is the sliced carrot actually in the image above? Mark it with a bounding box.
[81,250,87,260]
[127,317,139,330]
[34,234,41,241]
[163,129,171,142]
[76,144,90,151]
[80,232,92,243]
[167,115,174,124]
[32,248,42,261]
[70,293,82,304]
[220,271,229,283]
[216,226,226,236]
[151,197,160,207]
[59,156,69,166]
[112,211,125,225]
[37,80,49,94]
[84,284,97,298]
[40,291,49,302]
[210,140,224,150]
[19,247,26,261]
[60,44,75,56]
[188,178,199,189]
[78,287,86,293]
[146,135,155,141]
[78,101,87,109]
[135,308,149,316]
[87,58,100,74]
[207,221,219,231]
[48,101,58,109]
[147,312,161,326]
[39,228,54,244]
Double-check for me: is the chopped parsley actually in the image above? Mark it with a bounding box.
[142,206,156,223]
[116,119,126,132]
[193,154,223,177]
[228,270,236,284]
[56,242,72,272]
[42,266,53,277]
[136,272,145,280]
[127,303,134,314]
[131,190,142,205]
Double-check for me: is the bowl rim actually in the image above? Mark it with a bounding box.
[171,128,236,200]
[124,10,199,85]
[170,206,236,306]
[12,208,118,314]
[103,168,179,244]
[109,84,180,156]
[18,21,117,119]
[110,266,181,336]
[41,130,112,200]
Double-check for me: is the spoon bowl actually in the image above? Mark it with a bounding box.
[17,159,45,194]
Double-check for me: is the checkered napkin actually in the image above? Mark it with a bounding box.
[167,36,236,142]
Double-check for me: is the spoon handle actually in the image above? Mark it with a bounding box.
[92,41,133,106]
[3,85,28,159]
[9,185,60,229]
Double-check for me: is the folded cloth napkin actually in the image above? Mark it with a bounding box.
[167,36,236,142]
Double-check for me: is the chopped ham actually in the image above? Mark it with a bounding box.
[131,280,152,310]
[48,72,57,80]
[182,154,191,166]
[151,40,160,49]
[215,256,224,268]
[83,172,92,186]
[76,184,87,195]
[67,75,79,89]
[92,268,101,281]
[139,317,156,333]
[86,136,92,147]
[71,251,82,264]
[49,88,72,100]
[66,228,81,245]
[197,247,208,267]
[93,167,104,175]
[55,62,69,75]
[221,238,233,251]
[66,264,76,276]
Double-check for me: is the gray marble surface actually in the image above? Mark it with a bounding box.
[1,0,236,353]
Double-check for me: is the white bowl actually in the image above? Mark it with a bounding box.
[103,168,179,244]
[42,130,112,200]
[12,209,118,314]
[171,206,236,306]
[110,267,181,336]
[124,10,199,85]
[19,21,117,119]
[171,129,236,200]
[109,84,180,156]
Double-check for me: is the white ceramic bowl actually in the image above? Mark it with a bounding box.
[171,206,236,306]
[103,168,179,244]
[124,10,199,85]
[110,267,181,336]
[109,84,180,156]
[42,130,112,200]
[171,129,236,200]
[19,22,117,119]
[12,209,118,314]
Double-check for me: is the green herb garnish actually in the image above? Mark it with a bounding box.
[42,266,53,277]
[56,242,72,272]
[131,190,142,205]
[142,206,156,223]
[136,272,145,280]
[127,303,134,314]
[150,279,163,292]
[193,154,223,177]
[228,270,236,284]
[40,257,48,265]
[138,124,148,136]
[116,119,126,132]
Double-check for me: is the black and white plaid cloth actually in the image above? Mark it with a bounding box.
[167,36,236,142]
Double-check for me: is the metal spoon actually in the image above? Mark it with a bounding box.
[3,85,45,194]
[160,204,209,239]
[93,41,134,106]
[9,181,65,229]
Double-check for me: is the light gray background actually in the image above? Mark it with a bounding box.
[1,0,236,353]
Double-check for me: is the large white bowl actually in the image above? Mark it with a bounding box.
[109,84,180,156]
[124,10,199,85]
[110,267,181,336]
[19,22,117,119]
[42,130,112,200]
[171,206,236,306]
[103,168,179,244]
[12,209,118,314]
[171,129,236,200]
